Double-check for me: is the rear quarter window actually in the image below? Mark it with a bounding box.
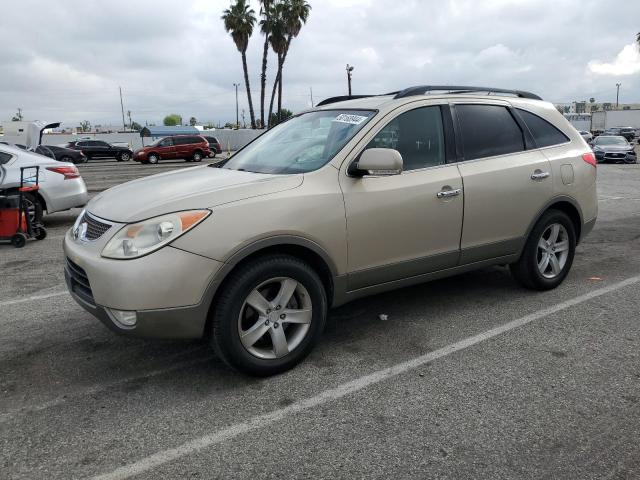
[517,109,570,148]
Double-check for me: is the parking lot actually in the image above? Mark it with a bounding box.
[1,158,640,479]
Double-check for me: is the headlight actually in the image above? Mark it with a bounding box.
[101,210,210,259]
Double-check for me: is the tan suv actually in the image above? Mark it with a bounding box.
[64,85,598,376]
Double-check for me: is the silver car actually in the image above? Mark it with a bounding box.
[64,85,598,376]
[0,144,88,216]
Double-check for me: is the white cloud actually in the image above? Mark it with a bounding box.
[588,43,640,76]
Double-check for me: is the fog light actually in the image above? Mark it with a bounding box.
[107,308,137,328]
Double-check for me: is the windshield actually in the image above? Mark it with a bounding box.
[222,109,376,174]
[148,137,168,147]
[596,136,628,146]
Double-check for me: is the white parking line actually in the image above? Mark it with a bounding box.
[90,274,640,480]
[0,290,68,308]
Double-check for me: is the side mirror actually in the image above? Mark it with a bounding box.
[355,148,403,176]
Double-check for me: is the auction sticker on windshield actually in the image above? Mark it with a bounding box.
[333,114,369,125]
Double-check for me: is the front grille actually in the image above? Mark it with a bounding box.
[65,258,95,305]
[84,213,112,241]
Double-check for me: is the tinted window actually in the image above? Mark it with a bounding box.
[0,151,12,164]
[517,109,569,148]
[174,136,199,145]
[77,141,88,147]
[365,106,445,171]
[456,104,524,160]
[159,138,173,147]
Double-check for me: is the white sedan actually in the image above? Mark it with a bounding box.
[579,130,593,142]
[0,144,88,217]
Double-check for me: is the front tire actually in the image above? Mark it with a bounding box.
[510,209,576,290]
[210,255,328,376]
[147,154,159,164]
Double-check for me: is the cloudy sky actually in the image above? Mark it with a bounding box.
[2,0,640,127]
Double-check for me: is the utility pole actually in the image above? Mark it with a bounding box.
[310,86,314,107]
[17,108,23,121]
[241,109,246,128]
[346,64,354,96]
[233,83,240,128]
[127,110,132,130]
[119,86,126,131]
[616,83,621,109]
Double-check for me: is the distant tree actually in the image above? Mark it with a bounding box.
[163,114,182,126]
[266,0,311,127]
[269,108,293,126]
[222,0,257,129]
[11,109,23,121]
[79,120,91,132]
[131,121,142,132]
[189,116,198,126]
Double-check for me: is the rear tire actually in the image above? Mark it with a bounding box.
[118,152,131,162]
[192,151,203,162]
[510,209,576,290]
[210,255,327,376]
[22,192,43,226]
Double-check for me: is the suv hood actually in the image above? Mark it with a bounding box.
[595,145,633,152]
[88,165,303,223]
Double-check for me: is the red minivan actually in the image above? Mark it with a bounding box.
[133,135,210,164]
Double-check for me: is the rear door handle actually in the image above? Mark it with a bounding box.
[437,188,462,199]
[531,170,550,180]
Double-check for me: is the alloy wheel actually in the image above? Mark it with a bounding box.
[237,277,312,359]
[537,223,569,279]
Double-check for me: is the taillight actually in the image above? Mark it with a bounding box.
[47,166,80,180]
[582,152,597,167]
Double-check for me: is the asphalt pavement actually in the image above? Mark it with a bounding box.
[1,157,639,479]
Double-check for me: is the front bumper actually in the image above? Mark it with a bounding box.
[63,228,223,339]
[595,151,637,163]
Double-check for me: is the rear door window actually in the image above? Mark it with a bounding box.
[456,104,525,160]
[516,109,569,148]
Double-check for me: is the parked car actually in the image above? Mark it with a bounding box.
[603,127,635,142]
[64,85,597,376]
[591,135,637,164]
[34,145,87,164]
[67,140,133,162]
[202,136,223,158]
[578,130,592,142]
[133,135,210,164]
[0,144,88,220]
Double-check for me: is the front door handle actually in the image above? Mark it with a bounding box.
[531,170,550,180]
[437,188,462,199]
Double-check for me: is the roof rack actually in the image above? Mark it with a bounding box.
[394,85,542,101]
[316,95,377,107]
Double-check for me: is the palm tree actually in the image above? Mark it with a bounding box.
[267,0,311,126]
[266,2,288,126]
[222,0,257,129]
[259,0,274,128]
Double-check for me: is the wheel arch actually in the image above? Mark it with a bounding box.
[526,196,584,246]
[203,237,338,337]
